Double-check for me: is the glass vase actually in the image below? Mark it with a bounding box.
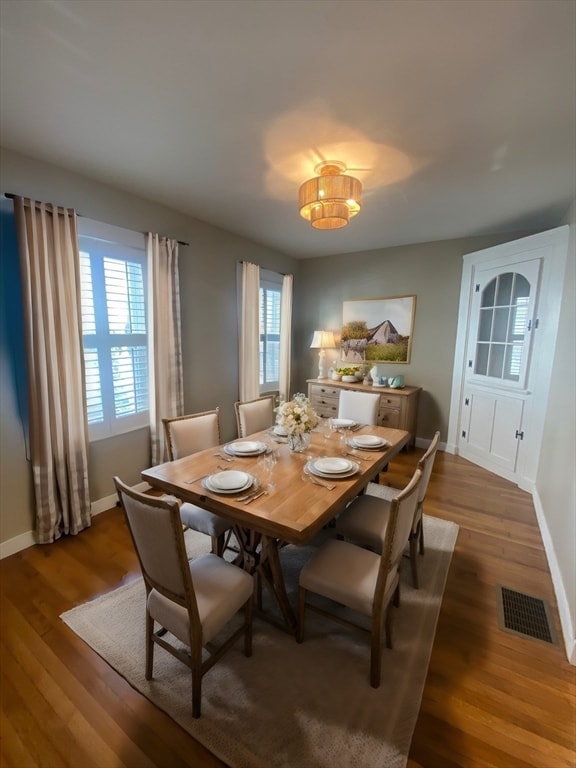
[288,431,312,453]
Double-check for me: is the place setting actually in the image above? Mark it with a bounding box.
[269,424,289,442]
[345,433,390,451]
[223,440,270,457]
[304,455,360,481]
[201,469,264,503]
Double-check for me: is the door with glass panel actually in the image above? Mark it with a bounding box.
[460,259,541,474]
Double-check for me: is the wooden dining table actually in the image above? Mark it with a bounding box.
[141,424,410,633]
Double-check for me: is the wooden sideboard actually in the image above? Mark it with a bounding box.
[307,378,421,447]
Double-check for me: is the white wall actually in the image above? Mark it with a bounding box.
[535,200,576,663]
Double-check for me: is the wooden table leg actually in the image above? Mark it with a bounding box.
[232,526,297,634]
[260,536,297,633]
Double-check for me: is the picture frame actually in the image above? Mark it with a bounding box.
[341,295,416,364]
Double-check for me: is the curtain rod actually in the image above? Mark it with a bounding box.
[4,193,189,247]
[239,259,287,276]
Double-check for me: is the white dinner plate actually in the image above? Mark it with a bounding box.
[210,470,250,490]
[330,418,356,429]
[224,441,268,456]
[352,435,389,448]
[273,425,288,436]
[305,460,359,480]
[203,472,255,494]
[313,457,353,474]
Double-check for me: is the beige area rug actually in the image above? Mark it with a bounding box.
[61,504,458,768]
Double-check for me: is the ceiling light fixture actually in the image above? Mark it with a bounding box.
[299,161,362,230]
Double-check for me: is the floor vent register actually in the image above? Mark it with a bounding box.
[496,586,557,645]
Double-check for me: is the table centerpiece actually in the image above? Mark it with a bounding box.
[276,393,319,452]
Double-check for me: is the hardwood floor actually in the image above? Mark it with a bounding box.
[1,452,574,767]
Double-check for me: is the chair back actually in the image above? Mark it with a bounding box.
[113,477,199,620]
[338,389,381,425]
[235,395,275,437]
[163,408,221,460]
[417,430,440,504]
[375,467,422,596]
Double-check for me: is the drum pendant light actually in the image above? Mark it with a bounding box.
[299,161,362,230]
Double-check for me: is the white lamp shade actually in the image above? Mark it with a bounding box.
[310,330,336,349]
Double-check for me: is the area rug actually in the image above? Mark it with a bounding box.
[61,510,458,768]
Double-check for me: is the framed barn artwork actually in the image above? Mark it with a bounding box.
[341,295,416,364]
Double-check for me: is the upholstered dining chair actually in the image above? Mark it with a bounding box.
[297,468,422,688]
[337,389,381,426]
[335,430,440,588]
[234,394,275,438]
[114,477,254,718]
[162,408,231,556]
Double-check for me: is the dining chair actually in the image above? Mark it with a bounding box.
[113,477,254,718]
[234,394,275,437]
[297,468,422,688]
[162,408,231,556]
[335,430,440,588]
[338,389,381,426]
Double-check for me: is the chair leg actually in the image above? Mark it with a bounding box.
[145,611,154,680]
[191,647,203,719]
[393,582,400,608]
[244,592,254,657]
[296,587,306,643]
[384,603,393,650]
[212,533,226,557]
[409,535,419,589]
[370,610,383,688]
[419,520,425,555]
[255,570,263,610]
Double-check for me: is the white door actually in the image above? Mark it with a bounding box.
[458,259,541,476]
[448,227,569,489]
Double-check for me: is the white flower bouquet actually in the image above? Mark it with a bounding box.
[276,393,319,436]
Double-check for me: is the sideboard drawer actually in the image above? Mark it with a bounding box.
[378,408,401,429]
[379,394,402,408]
[311,399,339,418]
[309,384,341,398]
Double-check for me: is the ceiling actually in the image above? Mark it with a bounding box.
[1,0,575,259]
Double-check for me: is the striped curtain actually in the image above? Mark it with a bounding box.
[147,233,184,465]
[239,261,261,401]
[279,273,293,402]
[14,197,91,543]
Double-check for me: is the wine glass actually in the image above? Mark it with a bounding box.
[321,417,333,442]
[257,452,276,492]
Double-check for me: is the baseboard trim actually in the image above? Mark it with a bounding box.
[414,437,446,452]
[532,486,576,665]
[0,481,150,559]
[0,530,36,559]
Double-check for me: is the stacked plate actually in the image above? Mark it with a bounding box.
[272,425,289,437]
[202,470,257,494]
[306,456,359,479]
[330,418,356,430]
[224,440,269,457]
[346,434,390,451]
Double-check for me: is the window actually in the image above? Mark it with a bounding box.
[259,271,282,391]
[475,272,531,382]
[78,220,148,440]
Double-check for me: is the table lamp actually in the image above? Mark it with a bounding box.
[310,330,336,379]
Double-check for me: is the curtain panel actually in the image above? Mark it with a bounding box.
[239,261,261,401]
[14,197,91,543]
[279,273,293,402]
[147,233,184,465]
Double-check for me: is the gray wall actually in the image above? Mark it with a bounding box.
[0,147,298,542]
[294,234,534,441]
